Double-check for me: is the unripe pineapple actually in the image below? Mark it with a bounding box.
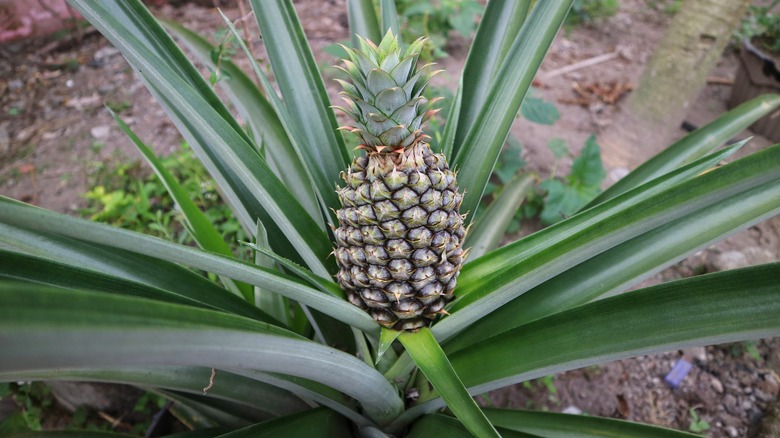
[333,31,467,331]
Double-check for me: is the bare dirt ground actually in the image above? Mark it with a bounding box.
[1,0,779,436]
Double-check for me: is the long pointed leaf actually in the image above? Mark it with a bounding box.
[465,173,534,259]
[0,198,377,334]
[394,264,780,426]
[250,0,349,219]
[399,328,500,438]
[161,20,322,225]
[110,109,253,301]
[348,0,381,46]
[438,143,780,342]
[446,168,780,353]
[0,367,308,418]
[451,0,532,157]
[406,414,539,438]
[588,93,780,206]
[216,408,350,438]
[453,264,780,400]
[0,249,278,325]
[379,0,400,39]
[0,223,269,322]
[68,0,333,276]
[484,408,701,437]
[0,285,403,426]
[454,1,573,220]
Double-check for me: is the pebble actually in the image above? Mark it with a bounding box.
[90,126,111,139]
[725,425,738,437]
[562,406,582,415]
[8,79,23,90]
[711,377,724,394]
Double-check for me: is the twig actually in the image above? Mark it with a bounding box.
[236,0,255,56]
[542,51,619,80]
[706,76,734,85]
[202,367,216,394]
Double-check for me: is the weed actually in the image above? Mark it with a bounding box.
[81,142,247,254]
[396,0,484,60]
[688,407,710,434]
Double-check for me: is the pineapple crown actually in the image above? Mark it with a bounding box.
[335,31,441,153]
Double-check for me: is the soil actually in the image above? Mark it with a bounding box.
[1,0,779,437]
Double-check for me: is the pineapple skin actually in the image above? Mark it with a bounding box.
[332,31,466,331]
[334,142,466,331]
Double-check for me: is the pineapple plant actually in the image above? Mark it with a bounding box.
[333,32,466,331]
[0,0,779,437]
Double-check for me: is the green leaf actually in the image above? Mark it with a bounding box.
[160,20,322,226]
[6,432,138,437]
[465,174,534,259]
[109,109,253,301]
[0,284,403,426]
[379,0,400,39]
[399,328,500,438]
[588,93,780,207]
[407,414,539,438]
[0,249,276,324]
[0,223,269,322]
[250,0,350,218]
[484,408,701,437]
[0,367,308,418]
[446,172,780,353]
[568,134,606,189]
[448,263,780,398]
[252,221,290,325]
[520,96,560,125]
[347,0,381,46]
[68,0,334,276]
[216,408,351,437]
[547,138,568,159]
[377,328,401,365]
[439,144,780,342]
[452,0,532,157]
[454,1,573,221]
[539,135,605,224]
[0,198,376,334]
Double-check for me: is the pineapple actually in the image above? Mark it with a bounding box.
[333,31,467,331]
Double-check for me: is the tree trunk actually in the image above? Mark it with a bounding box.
[600,0,751,170]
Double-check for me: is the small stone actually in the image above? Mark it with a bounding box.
[725,425,738,438]
[742,400,753,410]
[711,377,724,394]
[562,406,582,415]
[94,46,120,62]
[687,347,707,363]
[8,79,23,90]
[90,126,111,139]
[756,389,775,403]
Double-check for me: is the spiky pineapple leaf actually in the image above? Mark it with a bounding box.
[399,328,500,438]
[449,0,532,157]
[0,197,376,335]
[446,173,780,353]
[587,93,780,207]
[109,109,253,301]
[250,0,350,220]
[347,0,381,47]
[454,1,573,221]
[390,264,780,425]
[0,223,266,322]
[0,284,403,426]
[438,144,780,341]
[482,409,702,437]
[160,20,322,226]
[0,367,308,418]
[215,408,351,437]
[67,0,334,276]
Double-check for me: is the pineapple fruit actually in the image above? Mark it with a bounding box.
[333,31,467,331]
